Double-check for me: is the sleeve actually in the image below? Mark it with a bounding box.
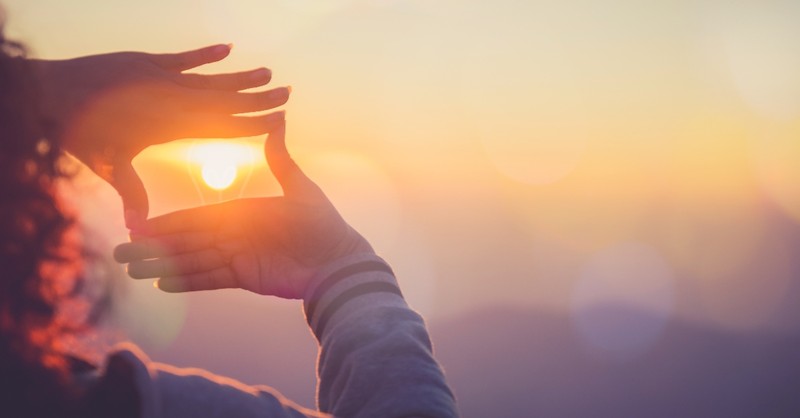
[106,253,458,418]
[106,344,329,418]
[303,253,460,418]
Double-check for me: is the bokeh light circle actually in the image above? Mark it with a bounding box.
[705,3,800,119]
[113,280,189,352]
[571,242,674,357]
[57,166,189,351]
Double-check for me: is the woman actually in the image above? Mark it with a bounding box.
[0,12,458,418]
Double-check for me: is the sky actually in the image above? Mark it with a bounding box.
[5,0,800,414]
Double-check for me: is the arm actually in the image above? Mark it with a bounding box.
[305,254,458,417]
[97,343,329,418]
[114,120,459,417]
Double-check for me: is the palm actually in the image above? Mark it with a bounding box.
[219,197,353,298]
[114,123,373,298]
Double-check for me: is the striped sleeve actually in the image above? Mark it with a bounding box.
[303,253,460,418]
[304,256,403,339]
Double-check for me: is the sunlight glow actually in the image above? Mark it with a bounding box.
[185,141,258,191]
[459,14,591,186]
[202,163,237,190]
[753,120,800,224]
[302,151,402,252]
[200,0,357,52]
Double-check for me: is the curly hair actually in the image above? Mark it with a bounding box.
[0,12,138,418]
[0,17,81,417]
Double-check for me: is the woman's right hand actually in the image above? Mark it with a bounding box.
[33,44,289,225]
[113,118,374,299]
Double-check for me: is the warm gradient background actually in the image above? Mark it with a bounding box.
[6,0,800,416]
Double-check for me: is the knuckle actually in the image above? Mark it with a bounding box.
[235,73,250,88]
[171,235,189,253]
[259,91,273,107]
[197,75,213,89]
[186,252,203,272]
[251,93,266,110]
[173,54,189,69]
[153,237,169,254]
[199,47,212,63]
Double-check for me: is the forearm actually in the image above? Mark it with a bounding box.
[303,253,459,418]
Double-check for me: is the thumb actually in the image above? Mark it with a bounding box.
[111,161,149,229]
[264,116,319,199]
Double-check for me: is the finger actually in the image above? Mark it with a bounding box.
[264,118,321,198]
[183,111,285,138]
[184,87,290,115]
[141,197,283,238]
[127,249,227,279]
[149,44,232,72]
[140,203,229,236]
[156,268,238,293]
[111,162,149,227]
[176,68,271,91]
[114,232,216,263]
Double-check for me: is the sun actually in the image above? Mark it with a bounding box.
[185,140,260,191]
[201,163,237,190]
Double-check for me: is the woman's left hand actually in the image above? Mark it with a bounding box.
[113,120,374,299]
[32,44,290,226]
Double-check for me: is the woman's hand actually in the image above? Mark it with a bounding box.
[33,44,290,225]
[113,119,373,299]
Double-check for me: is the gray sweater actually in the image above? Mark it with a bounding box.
[99,253,459,417]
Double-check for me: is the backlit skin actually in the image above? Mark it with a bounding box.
[32,44,290,224]
[115,121,375,299]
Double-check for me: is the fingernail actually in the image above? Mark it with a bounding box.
[268,87,290,99]
[214,44,232,56]
[250,68,270,82]
[287,85,293,94]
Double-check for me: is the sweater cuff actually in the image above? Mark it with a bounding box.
[303,253,405,340]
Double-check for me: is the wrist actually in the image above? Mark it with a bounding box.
[302,253,404,340]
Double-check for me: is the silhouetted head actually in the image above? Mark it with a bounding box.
[0,10,124,417]
[0,7,74,412]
